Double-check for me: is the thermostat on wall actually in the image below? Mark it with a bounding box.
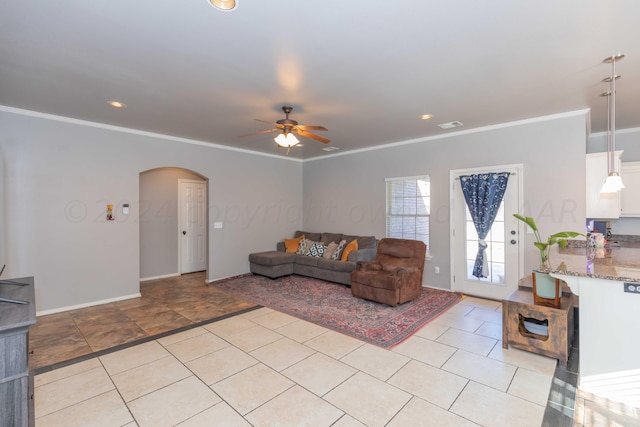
[122,204,130,215]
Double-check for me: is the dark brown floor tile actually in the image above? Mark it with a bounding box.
[29,332,93,369]
[81,322,149,352]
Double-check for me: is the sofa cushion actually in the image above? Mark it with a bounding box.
[295,254,320,267]
[341,239,358,261]
[249,251,296,266]
[356,236,377,250]
[317,258,356,272]
[331,239,348,260]
[321,232,343,245]
[323,241,338,259]
[284,235,304,253]
[295,230,322,242]
[305,242,325,257]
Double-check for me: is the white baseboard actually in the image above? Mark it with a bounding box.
[140,273,179,282]
[36,293,142,316]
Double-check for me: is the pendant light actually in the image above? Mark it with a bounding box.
[274,132,299,148]
[600,54,625,194]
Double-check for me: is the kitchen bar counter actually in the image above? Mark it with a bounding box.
[539,243,640,409]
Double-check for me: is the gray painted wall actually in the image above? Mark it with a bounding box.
[0,110,303,312]
[139,168,206,279]
[303,113,588,290]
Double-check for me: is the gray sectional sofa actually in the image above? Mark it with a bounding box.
[248,231,378,286]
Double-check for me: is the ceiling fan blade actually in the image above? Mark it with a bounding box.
[295,125,328,131]
[254,118,285,128]
[237,128,279,137]
[296,130,331,144]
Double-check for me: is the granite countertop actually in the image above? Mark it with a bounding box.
[538,240,640,283]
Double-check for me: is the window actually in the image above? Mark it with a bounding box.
[386,176,430,253]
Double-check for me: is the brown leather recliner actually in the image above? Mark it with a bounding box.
[350,238,426,306]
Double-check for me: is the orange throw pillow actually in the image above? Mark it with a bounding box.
[284,235,304,253]
[341,239,358,261]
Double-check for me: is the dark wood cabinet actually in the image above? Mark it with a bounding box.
[0,277,36,427]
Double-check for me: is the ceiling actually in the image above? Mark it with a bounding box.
[1,1,639,160]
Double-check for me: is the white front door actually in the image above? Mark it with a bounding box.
[450,165,522,300]
[179,179,207,274]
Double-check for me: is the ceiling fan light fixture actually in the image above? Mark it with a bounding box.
[274,133,299,147]
[208,0,237,11]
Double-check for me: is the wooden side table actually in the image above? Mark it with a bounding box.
[502,287,574,366]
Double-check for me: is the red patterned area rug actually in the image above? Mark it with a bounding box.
[211,274,462,348]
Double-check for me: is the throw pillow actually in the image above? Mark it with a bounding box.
[284,235,304,253]
[296,238,312,255]
[341,239,359,261]
[323,241,338,259]
[305,242,325,257]
[331,239,347,260]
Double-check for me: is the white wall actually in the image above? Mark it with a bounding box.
[303,112,588,290]
[0,109,303,312]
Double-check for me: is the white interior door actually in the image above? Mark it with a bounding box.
[450,165,522,300]
[179,179,207,274]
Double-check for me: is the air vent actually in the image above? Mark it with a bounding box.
[437,121,464,129]
[322,146,340,152]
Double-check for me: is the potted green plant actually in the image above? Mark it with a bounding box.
[514,214,583,307]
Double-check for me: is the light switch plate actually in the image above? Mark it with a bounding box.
[213,222,223,229]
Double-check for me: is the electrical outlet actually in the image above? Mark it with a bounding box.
[624,283,640,294]
[434,266,440,274]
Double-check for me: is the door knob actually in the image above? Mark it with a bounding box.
[510,239,517,244]
[510,230,516,235]
[182,230,187,235]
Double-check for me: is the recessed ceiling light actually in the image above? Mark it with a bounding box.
[322,146,340,152]
[420,114,433,120]
[209,0,238,11]
[108,101,126,109]
[438,120,464,129]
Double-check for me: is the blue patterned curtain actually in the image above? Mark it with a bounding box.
[460,172,510,278]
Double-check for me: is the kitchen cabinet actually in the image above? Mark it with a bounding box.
[586,151,623,219]
[620,161,640,217]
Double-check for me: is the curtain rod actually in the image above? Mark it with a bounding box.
[454,172,516,180]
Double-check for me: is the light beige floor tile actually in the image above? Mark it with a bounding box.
[450,381,545,427]
[164,331,229,362]
[249,337,315,371]
[186,345,258,385]
[223,325,283,352]
[35,367,114,418]
[324,372,411,427]
[304,330,364,359]
[388,360,468,409]
[156,326,208,346]
[459,296,502,310]
[387,396,480,427]
[35,358,102,387]
[246,385,343,426]
[128,376,221,427]
[442,350,517,392]
[249,310,299,330]
[392,335,457,368]
[99,340,170,376]
[203,316,258,337]
[112,355,192,402]
[282,352,357,397]
[436,328,498,356]
[508,367,553,406]
[432,312,484,333]
[275,319,329,342]
[35,390,133,427]
[122,422,138,427]
[444,302,474,316]
[465,307,503,324]
[211,363,294,415]
[489,343,558,375]
[177,402,252,427]
[414,321,450,340]
[332,415,367,426]
[340,343,410,381]
[240,307,274,319]
[474,322,503,340]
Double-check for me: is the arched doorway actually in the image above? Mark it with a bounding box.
[139,167,209,281]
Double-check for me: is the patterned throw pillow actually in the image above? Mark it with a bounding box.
[322,241,338,259]
[331,239,348,260]
[296,238,313,255]
[305,242,325,257]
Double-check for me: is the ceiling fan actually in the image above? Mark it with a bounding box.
[239,106,330,153]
